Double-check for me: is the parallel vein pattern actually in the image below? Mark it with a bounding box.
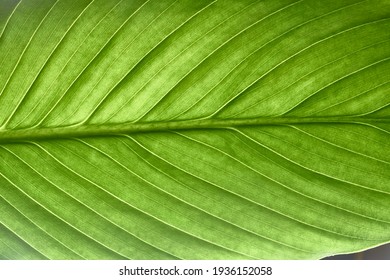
[0,0,389,259]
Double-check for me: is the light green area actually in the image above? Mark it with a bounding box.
[0,0,389,259]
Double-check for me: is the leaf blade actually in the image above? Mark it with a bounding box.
[0,0,389,259]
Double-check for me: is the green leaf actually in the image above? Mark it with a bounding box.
[0,0,389,260]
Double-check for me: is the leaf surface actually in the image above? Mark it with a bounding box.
[0,0,389,259]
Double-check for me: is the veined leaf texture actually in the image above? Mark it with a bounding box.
[0,0,389,259]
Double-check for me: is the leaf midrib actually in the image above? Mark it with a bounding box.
[0,116,388,144]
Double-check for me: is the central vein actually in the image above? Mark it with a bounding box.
[0,116,388,143]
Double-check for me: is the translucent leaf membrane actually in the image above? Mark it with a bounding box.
[0,0,389,259]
